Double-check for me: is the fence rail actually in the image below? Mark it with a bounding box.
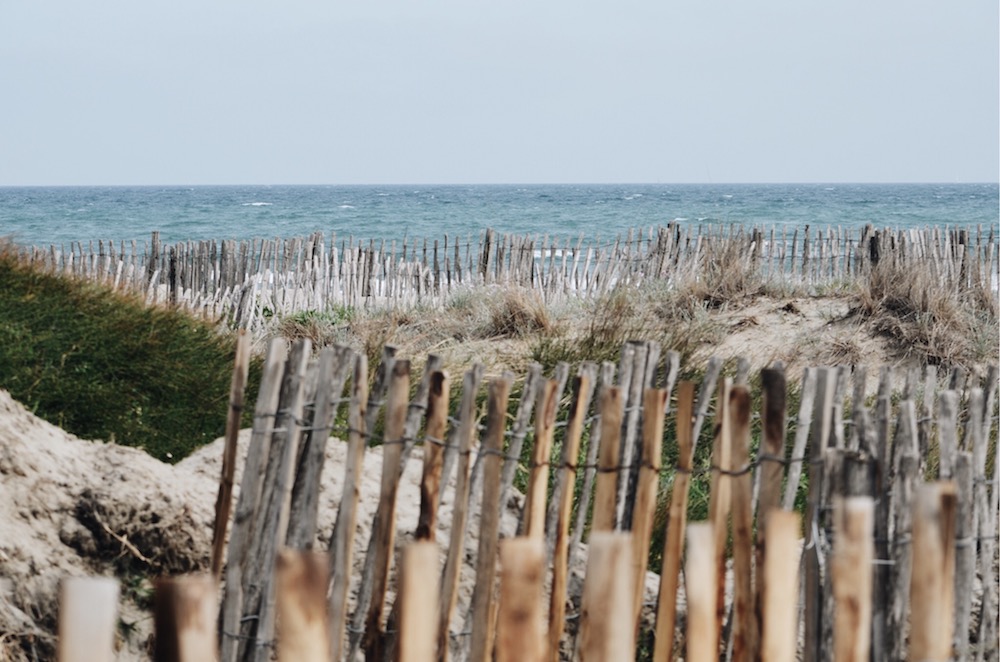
[38,338,1000,661]
[16,223,999,332]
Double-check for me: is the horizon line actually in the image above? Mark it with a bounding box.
[1,180,997,188]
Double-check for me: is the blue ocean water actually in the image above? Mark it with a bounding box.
[0,183,996,247]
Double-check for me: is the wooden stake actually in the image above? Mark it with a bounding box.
[328,353,368,662]
[652,381,695,662]
[154,575,218,662]
[686,523,719,662]
[57,577,119,662]
[832,498,874,662]
[416,371,450,541]
[399,542,440,662]
[497,538,546,662]
[524,379,559,538]
[579,533,635,661]
[547,372,594,661]
[437,367,484,661]
[729,385,756,662]
[276,550,330,662]
[221,339,287,662]
[953,452,975,661]
[467,377,513,662]
[708,377,733,648]
[760,511,800,662]
[909,481,958,662]
[362,360,411,659]
[630,387,667,630]
[592,386,624,533]
[211,329,251,578]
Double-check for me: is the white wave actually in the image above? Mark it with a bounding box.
[338,204,356,209]
[242,202,272,207]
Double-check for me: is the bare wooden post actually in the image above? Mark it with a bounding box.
[579,533,635,662]
[910,482,958,662]
[729,385,756,662]
[437,367,484,661]
[760,511,800,662]
[547,372,594,661]
[972,384,998,662]
[221,339,287,662]
[467,377,513,662]
[399,542,440,662]
[416,371,450,541]
[154,575,219,662]
[754,367,787,658]
[497,538,546,662]
[523,379,559,538]
[287,345,354,549]
[499,363,543,517]
[953,452,975,661]
[570,361,617,565]
[362,360,411,660]
[887,401,919,661]
[328,354,368,662]
[708,377,733,648]
[276,551,330,662]
[872,366,894,657]
[938,390,959,478]
[211,329,252,577]
[803,367,837,662]
[630,387,667,629]
[57,577,119,662]
[783,367,818,510]
[832,498,874,662]
[652,381,696,662]
[592,386,624,533]
[242,340,312,662]
[686,523,719,662]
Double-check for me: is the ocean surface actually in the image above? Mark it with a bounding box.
[1,183,996,248]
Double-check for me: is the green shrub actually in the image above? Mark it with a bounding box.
[0,251,259,462]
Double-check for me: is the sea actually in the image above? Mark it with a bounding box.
[0,183,997,248]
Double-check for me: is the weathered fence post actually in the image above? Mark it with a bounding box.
[832,497,874,662]
[686,523,719,662]
[760,511,800,662]
[496,538,546,662]
[275,551,330,662]
[579,533,635,661]
[57,577,119,662]
[154,575,218,662]
[398,542,440,662]
[466,376,513,662]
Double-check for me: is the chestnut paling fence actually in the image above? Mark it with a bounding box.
[17,223,1000,333]
[54,337,998,661]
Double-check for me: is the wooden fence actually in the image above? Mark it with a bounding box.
[16,223,999,332]
[46,337,999,661]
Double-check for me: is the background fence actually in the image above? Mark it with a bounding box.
[47,337,999,661]
[16,223,999,332]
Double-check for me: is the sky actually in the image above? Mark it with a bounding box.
[1,1,997,185]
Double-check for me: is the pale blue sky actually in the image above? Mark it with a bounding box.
[1,1,997,185]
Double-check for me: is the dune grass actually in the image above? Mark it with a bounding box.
[0,249,259,462]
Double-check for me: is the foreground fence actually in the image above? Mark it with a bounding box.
[16,223,1000,332]
[44,336,999,660]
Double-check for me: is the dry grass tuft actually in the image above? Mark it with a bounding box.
[681,237,766,308]
[482,288,555,339]
[854,259,999,369]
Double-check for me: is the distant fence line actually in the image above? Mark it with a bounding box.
[17,223,999,331]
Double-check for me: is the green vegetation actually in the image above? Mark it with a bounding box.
[0,249,259,462]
